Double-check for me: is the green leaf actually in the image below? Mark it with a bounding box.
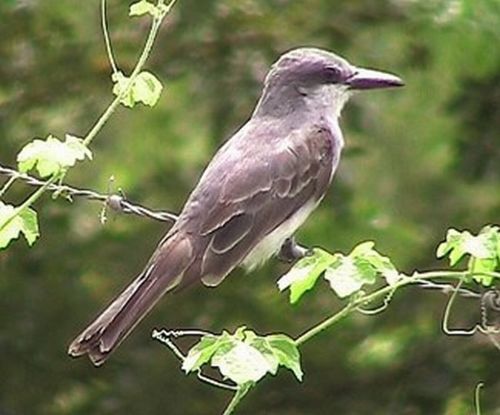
[112,71,163,108]
[352,241,400,285]
[277,248,337,304]
[111,71,133,107]
[133,71,163,106]
[324,241,398,298]
[0,202,39,249]
[182,328,303,385]
[17,134,92,178]
[325,256,366,298]
[129,0,159,17]
[18,206,39,246]
[437,227,499,267]
[245,334,280,377]
[468,257,497,287]
[182,334,230,373]
[211,339,272,385]
[497,233,500,262]
[263,334,302,381]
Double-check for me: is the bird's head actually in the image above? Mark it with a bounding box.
[255,47,404,118]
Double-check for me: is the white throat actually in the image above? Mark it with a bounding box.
[301,84,351,119]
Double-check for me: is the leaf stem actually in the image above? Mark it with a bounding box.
[222,384,252,415]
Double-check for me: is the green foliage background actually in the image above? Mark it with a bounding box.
[1,0,500,413]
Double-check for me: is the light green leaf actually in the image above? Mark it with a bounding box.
[325,241,397,298]
[325,256,365,298]
[129,0,158,17]
[18,206,39,246]
[0,202,39,249]
[437,226,499,269]
[211,339,272,385]
[112,71,163,108]
[469,257,497,287]
[244,334,279,376]
[264,334,302,381]
[277,248,337,304]
[17,134,91,178]
[133,71,163,106]
[436,228,466,265]
[182,334,229,373]
[352,241,400,284]
[497,233,500,262]
[182,328,303,385]
[112,71,134,107]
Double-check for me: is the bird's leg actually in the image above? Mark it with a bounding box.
[278,237,311,263]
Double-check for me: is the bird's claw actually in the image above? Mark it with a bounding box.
[278,237,310,263]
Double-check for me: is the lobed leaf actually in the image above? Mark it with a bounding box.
[277,248,337,304]
[263,334,303,381]
[211,340,272,384]
[325,241,400,298]
[112,70,163,108]
[17,134,91,178]
[182,334,231,373]
[129,0,159,17]
[325,256,366,298]
[0,202,39,249]
[437,226,499,267]
[182,328,303,385]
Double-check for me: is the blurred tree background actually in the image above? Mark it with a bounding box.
[1,0,500,413]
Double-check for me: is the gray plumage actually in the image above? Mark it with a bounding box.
[68,48,403,365]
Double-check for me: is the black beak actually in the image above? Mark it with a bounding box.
[346,67,404,90]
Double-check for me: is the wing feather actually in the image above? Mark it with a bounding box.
[177,121,339,288]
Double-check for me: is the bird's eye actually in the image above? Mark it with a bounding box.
[323,66,342,83]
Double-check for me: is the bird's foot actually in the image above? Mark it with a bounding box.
[278,237,312,263]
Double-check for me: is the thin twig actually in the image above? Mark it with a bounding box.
[0,164,178,223]
[101,0,119,74]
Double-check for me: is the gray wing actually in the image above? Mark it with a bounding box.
[172,120,340,288]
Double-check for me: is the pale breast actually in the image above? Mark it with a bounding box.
[241,198,319,270]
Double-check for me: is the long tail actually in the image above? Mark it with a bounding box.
[68,234,193,366]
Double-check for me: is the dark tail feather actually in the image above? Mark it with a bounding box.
[68,235,193,366]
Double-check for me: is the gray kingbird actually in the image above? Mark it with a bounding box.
[69,47,404,365]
